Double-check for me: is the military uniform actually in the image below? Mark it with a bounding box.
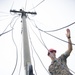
[48,52,73,75]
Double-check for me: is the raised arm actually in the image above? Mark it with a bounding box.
[66,29,73,55]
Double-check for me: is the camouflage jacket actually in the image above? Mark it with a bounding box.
[48,53,73,75]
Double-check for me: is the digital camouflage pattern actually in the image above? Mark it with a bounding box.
[49,53,73,75]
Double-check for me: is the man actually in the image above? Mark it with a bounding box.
[48,29,73,75]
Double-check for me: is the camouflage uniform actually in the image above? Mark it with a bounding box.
[48,52,73,75]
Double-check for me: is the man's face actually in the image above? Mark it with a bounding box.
[48,51,56,59]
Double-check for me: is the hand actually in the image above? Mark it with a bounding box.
[66,29,71,38]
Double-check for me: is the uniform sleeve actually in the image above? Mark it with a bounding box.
[64,50,71,58]
[60,51,70,60]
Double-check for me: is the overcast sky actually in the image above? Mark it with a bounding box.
[0,0,75,75]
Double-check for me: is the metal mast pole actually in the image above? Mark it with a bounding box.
[22,12,31,75]
[10,9,37,75]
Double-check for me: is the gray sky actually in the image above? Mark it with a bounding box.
[0,0,75,75]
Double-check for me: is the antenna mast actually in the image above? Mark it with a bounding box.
[10,9,37,75]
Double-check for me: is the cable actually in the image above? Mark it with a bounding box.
[69,68,75,75]
[0,12,20,75]
[51,57,75,75]
[29,0,45,10]
[32,26,75,75]
[27,17,50,74]
[10,16,20,75]
[37,29,75,75]
[18,40,23,75]
[28,18,75,32]
[27,17,51,74]
[28,29,49,75]
[10,1,16,16]
[28,18,75,45]
[25,0,27,10]
[38,30,48,50]
[27,18,48,50]
[39,30,75,45]
[28,18,75,74]
[37,22,75,32]
[10,1,14,10]
[2,15,19,34]
[0,29,13,36]
[0,16,19,37]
